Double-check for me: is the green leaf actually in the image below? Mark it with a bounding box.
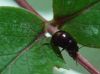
[62,2,100,48]
[0,6,43,73]
[53,0,99,20]
[0,7,44,55]
[0,7,65,74]
[3,38,65,74]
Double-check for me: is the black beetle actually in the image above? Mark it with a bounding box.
[51,30,79,60]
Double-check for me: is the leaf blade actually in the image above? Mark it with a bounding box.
[0,7,44,55]
[0,6,44,72]
[53,0,99,24]
[0,7,65,74]
[61,2,100,48]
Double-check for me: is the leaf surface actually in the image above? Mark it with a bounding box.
[53,0,100,48]
[62,2,100,48]
[0,7,65,74]
[0,7,44,55]
[53,0,99,20]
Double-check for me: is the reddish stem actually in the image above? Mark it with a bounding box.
[15,0,39,15]
[15,0,47,22]
[77,52,100,74]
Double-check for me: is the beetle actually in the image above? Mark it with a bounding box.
[51,30,79,60]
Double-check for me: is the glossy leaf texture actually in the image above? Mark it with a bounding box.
[61,2,100,48]
[53,0,99,20]
[0,7,65,74]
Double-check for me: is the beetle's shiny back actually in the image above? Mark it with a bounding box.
[51,30,79,59]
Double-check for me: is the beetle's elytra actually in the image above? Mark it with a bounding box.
[51,30,79,60]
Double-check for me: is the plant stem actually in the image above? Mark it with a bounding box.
[15,0,47,22]
[15,0,39,15]
[77,52,100,74]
